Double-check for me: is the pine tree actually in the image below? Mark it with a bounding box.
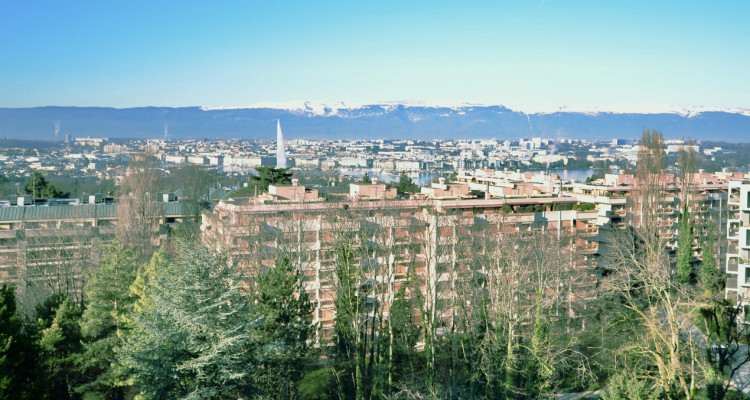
[700,222,720,295]
[37,296,83,400]
[525,291,553,398]
[76,242,140,399]
[388,285,420,389]
[251,166,293,192]
[0,287,47,400]
[24,172,70,199]
[677,205,693,284]
[120,240,257,400]
[252,256,314,399]
[395,172,419,194]
[0,285,31,399]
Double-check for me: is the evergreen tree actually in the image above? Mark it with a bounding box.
[76,242,140,399]
[524,292,554,399]
[331,237,362,399]
[601,370,662,400]
[700,222,720,295]
[37,296,83,400]
[388,286,420,389]
[24,172,70,199]
[0,285,36,399]
[677,205,693,284]
[252,256,314,399]
[120,240,257,400]
[395,172,419,194]
[231,166,293,197]
[252,166,293,192]
[359,174,372,184]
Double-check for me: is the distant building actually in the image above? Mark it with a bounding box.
[165,155,187,164]
[611,139,634,146]
[420,177,470,199]
[267,179,320,202]
[349,178,398,200]
[74,136,108,147]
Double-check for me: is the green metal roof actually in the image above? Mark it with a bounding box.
[0,204,116,221]
[0,200,198,222]
[161,201,198,216]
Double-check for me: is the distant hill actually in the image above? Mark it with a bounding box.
[1,103,749,142]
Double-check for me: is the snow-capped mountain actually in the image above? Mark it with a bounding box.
[204,101,750,118]
[1,102,749,141]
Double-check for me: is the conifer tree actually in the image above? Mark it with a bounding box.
[677,205,693,284]
[0,285,34,399]
[252,256,314,399]
[121,240,257,400]
[700,222,720,294]
[395,172,419,194]
[76,242,140,399]
[251,166,293,192]
[37,297,83,400]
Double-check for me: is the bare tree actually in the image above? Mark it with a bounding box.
[602,225,707,399]
[18,218,101,315]
[116,153,162,260]
[634,129,667,232]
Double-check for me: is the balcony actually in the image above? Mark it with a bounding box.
[728,260,738,273]
[727,275,738,289]
[579,227,599,237]
[578,242,599,254]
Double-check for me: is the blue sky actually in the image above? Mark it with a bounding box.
[1,1,748,109]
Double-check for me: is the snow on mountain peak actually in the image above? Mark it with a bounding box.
[200,101,750,118]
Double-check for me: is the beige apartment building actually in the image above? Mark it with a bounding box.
[201,171,737,342]
[201,184,607,343]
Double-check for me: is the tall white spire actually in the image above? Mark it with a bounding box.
[276,119,286,168]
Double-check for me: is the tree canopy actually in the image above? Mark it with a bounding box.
[252,166,293,192]
[231,166,293,197]
[24,172,70,199]
[395,172,419,194]
[120,240,257,400]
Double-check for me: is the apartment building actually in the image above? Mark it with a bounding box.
[349,178,398,200]
[201,192,606,343]
[0,196,199,312]
[201,169,738,342]
[726,181,750,305]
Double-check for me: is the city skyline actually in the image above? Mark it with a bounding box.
[1,1,749,110]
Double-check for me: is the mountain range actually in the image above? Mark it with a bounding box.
[1,102,749,142]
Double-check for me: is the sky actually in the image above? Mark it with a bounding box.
[1,1,748,110]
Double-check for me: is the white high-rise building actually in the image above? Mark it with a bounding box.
[727,180,750,307]
[276,119,287,168]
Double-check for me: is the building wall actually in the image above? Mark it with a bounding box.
[201,198,604,343]
[727,181,750,304]
[0,201,200,313]
[204,177,733,341]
